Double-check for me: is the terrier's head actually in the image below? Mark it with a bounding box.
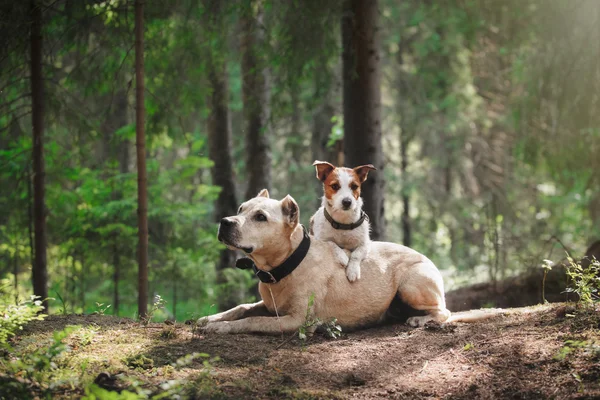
[313,160,376,213]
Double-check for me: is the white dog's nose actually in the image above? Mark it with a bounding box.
[220,217,235,227]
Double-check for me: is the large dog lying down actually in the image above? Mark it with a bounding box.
[203,190,495,334]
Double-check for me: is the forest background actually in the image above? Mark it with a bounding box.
[1,0,598,321]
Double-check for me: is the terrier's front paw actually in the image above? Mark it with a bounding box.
[333,246,350,266]
[345,261,361,282]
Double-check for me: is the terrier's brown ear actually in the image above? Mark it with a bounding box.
[256,189,270,198]
[353,164,377,183]
[313,160,336,182]
[281,195,299,228]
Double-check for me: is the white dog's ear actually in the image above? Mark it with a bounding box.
[313,160,336,182]
[353,164,377,183]
[281,195,299,228]
[256,189,270,198]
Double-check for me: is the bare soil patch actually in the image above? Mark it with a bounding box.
[5,303,600,399]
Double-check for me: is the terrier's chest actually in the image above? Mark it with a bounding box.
[313,213,366,250]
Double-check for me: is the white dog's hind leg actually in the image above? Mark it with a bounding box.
[406,308,451,327]
[346,244,369,282]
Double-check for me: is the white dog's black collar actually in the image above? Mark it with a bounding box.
[235,225,310,284]
[324,209,368,230]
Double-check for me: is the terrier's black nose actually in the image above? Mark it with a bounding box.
[342,198,352,209]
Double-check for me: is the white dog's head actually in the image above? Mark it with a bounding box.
[217,189,299,266]
[313,160,376,217]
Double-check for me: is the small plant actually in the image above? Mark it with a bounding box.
[541,259,554,303]
[125,354,155,370]
[55,290,69,315]
[299,293,318,340]
[0,295,46,344]
[94,302,111,315]
[142,294,166,325]
[298,293,342,341]
[564,256,600,304]
[70,324,98,347]
[160,326,177,339]
[320,318,343,339]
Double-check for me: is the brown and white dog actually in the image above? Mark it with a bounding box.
[310,161,376,282]
[203,191,499,334]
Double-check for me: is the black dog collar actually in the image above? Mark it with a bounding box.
[235,225,310,284]
[324,209,368,230]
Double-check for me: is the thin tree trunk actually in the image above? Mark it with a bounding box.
[205,0,239,311]
[400,133,411,247]
[135,0,149,319]
[78,253,85,310]
[30,0,48,311]
[207,63,238,310]
[397,36,412,248]
[241,3,271,199]
[311,101,337,207]
[113,245,120,315]
[341,0,385,240]
[13,247,18,304]
[172,259,177,320]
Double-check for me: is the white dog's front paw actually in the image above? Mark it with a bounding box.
[202,321,231,334]
[345,261,361,282]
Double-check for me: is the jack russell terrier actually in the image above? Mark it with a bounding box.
[310,160,376,282]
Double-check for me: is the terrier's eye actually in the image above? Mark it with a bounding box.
[254,213,267,222]
[238,206,243,214]
[351,184,359,191]
[331,183,340,191]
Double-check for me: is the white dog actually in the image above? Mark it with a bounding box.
[203,191,497,334]
[310,160,376,282]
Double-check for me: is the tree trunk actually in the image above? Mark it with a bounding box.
[135,0,149,319]
[206,31,239,311]
[30,0,48,311]
[172,260,177,320]
[397,36,412,248]
[113,246,120,315]
[341,0,385,240]
[13,247,18,304]
[240,3,271,199]
[311,101,337,207]
[400,132,411,247]
[79,254,85,310]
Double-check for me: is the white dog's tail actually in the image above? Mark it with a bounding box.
[446,308,507,323]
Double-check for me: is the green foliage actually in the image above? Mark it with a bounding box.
[554,339,600,362]
[565,257,600,304]
[0,326,75,397]
[125,354,155,370]
[298,293,342,341]
[0,295,46,344]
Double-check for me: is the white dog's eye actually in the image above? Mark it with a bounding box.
[331,183,340,191]
[238,206,243,214]
[254,213,267,222]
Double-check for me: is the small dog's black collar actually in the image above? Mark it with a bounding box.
[235,225,310,284]
[324,208,368,230]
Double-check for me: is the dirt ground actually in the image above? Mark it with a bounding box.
[6,303,600,399]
